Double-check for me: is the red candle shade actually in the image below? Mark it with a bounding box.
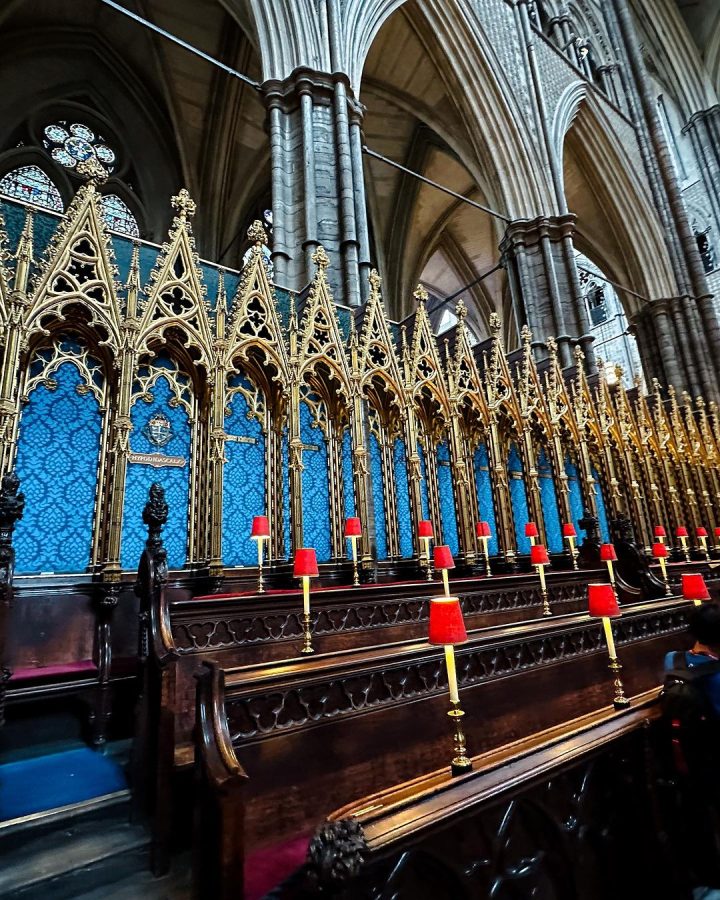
[600,543,617,562]
[428,597,467,645]
[697,527,709,538]
[588,583,621,618]
[682,573,710,602]
[293,548,319,578]
[530,544,550,566]
[654,525,666,538]
[345,517,362,538]
[676,526,689,538]
[652,542,668,559]
[251,515,270,539]
[715,527,720,539]
[525,522,539,538]
[476,521,491,538]
[418,520,433,538]
[562,523,577,538]
[433,545,455,571]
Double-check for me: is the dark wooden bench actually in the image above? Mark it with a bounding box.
[304,694,690,900]
[192,596,693,899]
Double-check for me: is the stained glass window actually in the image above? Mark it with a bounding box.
[101,194,139,237]
[0,165,63,211]
[42,121,116,174]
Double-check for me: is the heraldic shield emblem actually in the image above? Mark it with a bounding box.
[143,413,173,448]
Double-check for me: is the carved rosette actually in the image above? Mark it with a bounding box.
[306,819,368,890]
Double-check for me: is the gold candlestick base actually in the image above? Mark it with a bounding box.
[352,560,360,587]
[541,588,552,617]
[663,578,671,597]
[608,656,630,709]
[425,560,433,582]
[257,563,265,595]
[448,702,472,776]
[571,549,579,571]
[300,611,315,655]
[484,556,491,577]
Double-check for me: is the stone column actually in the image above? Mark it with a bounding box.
[262,68,368,307]
[683,107,720,252]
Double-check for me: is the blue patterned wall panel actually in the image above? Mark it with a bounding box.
[508,443,531,554]
[436,441,459,555]
[121,375,190,570]
[300,398,331,561]
[538,448,563,553]
[592,466,611,542]
[369,434,388,560]
[282,429,291,558]
[342,428,356,558]
[393,438,413,558]
[15,363,102,574]
[417,441,430,520]
[222,378,266,566]
[473,444,499,555]
[565,456,586,540]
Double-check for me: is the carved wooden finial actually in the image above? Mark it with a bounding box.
[368,268,382,295]
[142,482,168,554]
[171,188,197,221]
[76,157,109,185]
[413,284,429,305]
[312,245,329,272]
[247,219,267,246]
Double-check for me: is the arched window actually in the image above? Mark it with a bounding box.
[43,121,116,174]
[0,165,63,211]
[101,194,139,237]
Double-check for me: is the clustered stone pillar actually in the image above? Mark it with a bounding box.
[262,67,371,307]
[683,107,720,250]
[500,215,595,371]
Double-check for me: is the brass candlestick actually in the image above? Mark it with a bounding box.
[537,564,551,616]
[480,537,491,576]
[602,617,630,709]
[566,536,579,570]
[300,610,314,655]
[448,701,472,776]
[256,536,266,594]
[658,556,671,596]
[350,535,359,587]
[422,537,433,582]
[680,536,690,562]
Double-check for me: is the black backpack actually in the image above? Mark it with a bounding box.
[660,651,720,775]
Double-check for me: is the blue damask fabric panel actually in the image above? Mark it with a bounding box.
[473,444,498,555]
[538,448,563,553]
[342,428,356,558]
[508,443,531,554]
[417,441,430,520]
[565,456,586,539]
[222,377,266,567]
[15,362,102,574]
[121,375,190,570]
[282,429,291,558]
[300,398,331,561]
[393,438,413,558]
[436,441,459,555]
[592,465,611,542]
[369,433,388,560]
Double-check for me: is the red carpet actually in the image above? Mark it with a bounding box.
[245,833,310,900]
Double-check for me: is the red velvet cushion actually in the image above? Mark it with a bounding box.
[10,660,97,683]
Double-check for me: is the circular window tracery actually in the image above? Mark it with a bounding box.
[42,121,117,173]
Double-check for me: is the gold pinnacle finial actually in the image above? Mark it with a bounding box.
[247,219,267,246]
[171,188,197,221]
[413,284,429,305]
[521,324,532,346]
[456,299,467,320]
[312,245,329,272]
[76,157,108,185]
[489,311,501,337]
[614,363,624,381]
[574,344,584,364]
[369,268,382,294]
[547,336,558,356]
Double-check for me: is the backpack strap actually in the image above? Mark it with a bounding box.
[666,659,720,681]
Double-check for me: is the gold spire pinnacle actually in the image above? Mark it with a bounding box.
[368,268,382,296]
[312,245,329,272]
[171,188,197,221]
[413,283,428,305]
[247,219,267,246]
[76,157,108,185]
[489,311,501,338]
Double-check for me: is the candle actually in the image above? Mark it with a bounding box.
[256,536,264,568]
[602,616,617,659]
[302,575,310,615]
[444,644,459,703]
[700,536,708,554]
[350,535,357,564]
[659,556,667,583]
[606,560,615,585]
[442,568,450,597]
[568,536,576,556]
[537,564,546,592]
[422,536,430,563]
